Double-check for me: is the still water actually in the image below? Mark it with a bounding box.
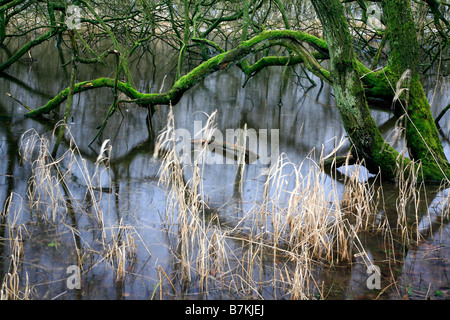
[0,39,449,300]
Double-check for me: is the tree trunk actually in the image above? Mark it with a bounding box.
[310,0,449,181]
[310,0,405,180]
[381,0,449,180]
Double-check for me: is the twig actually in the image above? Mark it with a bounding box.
[158,265,182,300]
[435,103,450,126]
[6,93,32,111]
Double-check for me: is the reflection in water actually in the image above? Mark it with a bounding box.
[395,223,449,300]
[0,40,449,300]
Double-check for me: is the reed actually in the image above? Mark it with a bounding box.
[20,128,67,223]
[154,107,228,288]
[154,109,389,298]
[9,99,442,299]
[0,193,32,300]
[11,110,421,299]
[340,159,383,234]
[19,125,108,228]
[11,124,151,295]
[104,222,139,282]
[252,149,366,264]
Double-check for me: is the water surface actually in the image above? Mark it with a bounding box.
[0,39,449,300]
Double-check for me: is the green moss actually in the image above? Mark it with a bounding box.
[320,68,330,79]
[244,30,329,52]
[28,30,336,117]
[382,0,420,75]
[355,64,396,99]
[25,78,145,117]
[405,78,447,163]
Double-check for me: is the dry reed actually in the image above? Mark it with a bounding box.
[1,193,32,300]
[3,124,151,298]
[153,111,391,299]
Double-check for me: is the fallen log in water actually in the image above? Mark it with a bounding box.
[191,138,259,164]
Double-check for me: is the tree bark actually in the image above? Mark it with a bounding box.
[310,0,449,181]
[381,0,449,180]
[310,0,405,180]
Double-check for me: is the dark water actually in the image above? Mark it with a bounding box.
[0,39,449,300]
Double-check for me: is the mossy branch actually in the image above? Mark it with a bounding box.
[0,26,64,71]
[25,30,331,117]
[25,29,396,119]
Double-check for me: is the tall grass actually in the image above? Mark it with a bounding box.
[1,124,151,299]
[153,111,392,299]
[340,159,384,234]
[19,124,107,227]
[147,68,449,299]
[0,193,31,300]
[3,91,446,299]
[154,107,229,289]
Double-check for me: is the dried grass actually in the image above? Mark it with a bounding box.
[153,112,393,299]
